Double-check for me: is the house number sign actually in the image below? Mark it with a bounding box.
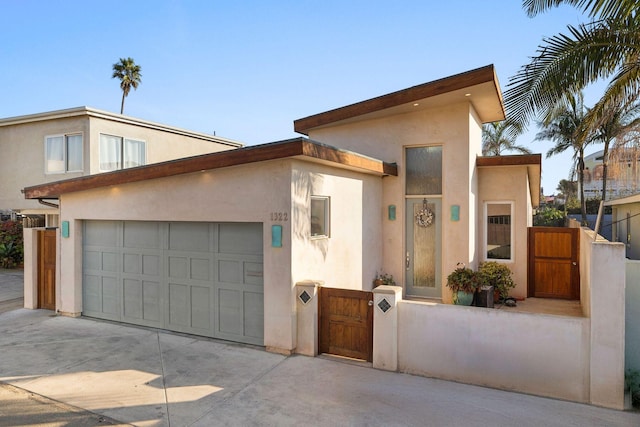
[415,198,434,228]
[270,212,288,221]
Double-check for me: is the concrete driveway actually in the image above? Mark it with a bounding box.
[0,271,639,426]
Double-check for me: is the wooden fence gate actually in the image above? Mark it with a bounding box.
[38,229,56,310]
[528,227,580,299]
[319,288,373,362]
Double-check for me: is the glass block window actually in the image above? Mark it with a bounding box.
[406,146,442,195]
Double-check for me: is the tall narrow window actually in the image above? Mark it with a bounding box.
[124,138,146,168]
[100,134,122,171]
[485,202,514,261]
[45,134,83,173]
[310,196,330,238]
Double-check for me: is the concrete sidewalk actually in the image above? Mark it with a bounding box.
[0,268,24,313]
[0,308,638,427]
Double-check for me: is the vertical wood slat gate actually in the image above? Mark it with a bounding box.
[528,227,580,299]
[38,229,57,310]
[319,287,373,362]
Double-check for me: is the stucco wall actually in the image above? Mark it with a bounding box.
[50,158,382,353]
[87,117,234,174]
[0,116,88,211]
[397,301,590,402]
[289,160,383,292]
[0,115,236,212]
[308,102,480,301]
[477,166,531,298]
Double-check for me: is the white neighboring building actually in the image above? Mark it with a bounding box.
[582,149,640,200]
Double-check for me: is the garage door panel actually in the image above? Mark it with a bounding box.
[218,288,242,335]
[168,283,189,327]
[124,253,140,274]
[169,222,210,252]
[191,258,210,281]
[84,251,101,270]
[122,278,162,325]
[218,223,263,255]
[244,262,264,286]
[191,286,211,330]
[102,252,119,272]
[244,292,264,339]
[101,276,120,316]
[123,221,161,249]
[142,255,160,276]
[83,274,101,313]
[84,221,118,247]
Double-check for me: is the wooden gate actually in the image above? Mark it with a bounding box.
[319,288,373,361]
[528,227,579,299]
[38,229,56,310]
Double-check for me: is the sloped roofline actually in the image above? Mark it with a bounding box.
[0,106,243,148]
[477,154,542,208]
[294,65,505,135]
[23,138,398,200]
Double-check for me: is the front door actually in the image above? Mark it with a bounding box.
[405,146,442,298]
[406,198,442,298]
[38,229,56,310]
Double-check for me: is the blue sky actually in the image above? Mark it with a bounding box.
[1,1,606,194]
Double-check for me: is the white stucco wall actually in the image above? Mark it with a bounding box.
[289,160,384,291]
[308,102,481,302]
[397,301,591,403]
[477,166,531,298]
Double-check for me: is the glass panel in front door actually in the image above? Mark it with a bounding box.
[405,198,442,298]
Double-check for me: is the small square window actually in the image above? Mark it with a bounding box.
[311,196,330,238]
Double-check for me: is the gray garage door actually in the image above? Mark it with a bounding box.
[82,221,264,346]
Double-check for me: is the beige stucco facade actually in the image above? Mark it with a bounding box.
[29,157,384,352]
[0,107,241,214]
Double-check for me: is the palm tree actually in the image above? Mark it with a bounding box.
[589,95,640,200]
[556,179,578,212]
[535,92,591,224]
[482,121,532,156]
[112,57,142,114]
[505,0,640,134]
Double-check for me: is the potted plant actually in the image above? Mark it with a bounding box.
[373,272,396,287]
[446,264,479,305]
[478,261,515,303]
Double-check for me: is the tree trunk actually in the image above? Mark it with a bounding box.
[579,151,588,226]
[120,92,126,114]
[601,140,610,201]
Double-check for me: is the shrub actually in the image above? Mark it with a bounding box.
[533,207,566,227]
[0,220,23,268]
[478,261,515,300]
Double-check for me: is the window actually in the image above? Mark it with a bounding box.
[405,146,442,195]
[45,134,83,173]
[485,202,514,261]
[99,134,146,171]
[311,196,330,237]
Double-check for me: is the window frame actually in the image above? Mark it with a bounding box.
[310,196,330,239]
[99,133,147,172]
[44,133,84,174]
[483,201,514,262]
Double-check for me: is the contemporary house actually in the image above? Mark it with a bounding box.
[0,107,242,225]
[20,65,627,409]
